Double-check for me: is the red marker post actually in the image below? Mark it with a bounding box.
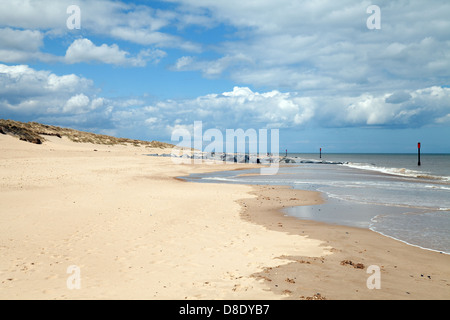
[418,142,421,166]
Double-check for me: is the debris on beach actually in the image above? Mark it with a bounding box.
[285,278,296,284]
[340,260,365,269]
[301,293,326,300]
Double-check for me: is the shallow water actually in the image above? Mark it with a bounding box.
[183,154,450,254]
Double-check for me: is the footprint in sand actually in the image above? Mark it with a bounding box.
[114,256,126,262]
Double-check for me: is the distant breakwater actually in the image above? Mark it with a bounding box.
[146,152,346,165]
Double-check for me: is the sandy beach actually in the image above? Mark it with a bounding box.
[1,133,449,300]
[242,186,450,300]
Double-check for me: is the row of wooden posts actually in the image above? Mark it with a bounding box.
[285,143,422,166]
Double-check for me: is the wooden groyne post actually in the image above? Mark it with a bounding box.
[418,142,421,166]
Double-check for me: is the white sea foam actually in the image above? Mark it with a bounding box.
[204,177,239,182]
[369,214,450,255]
[342,162,449,181]
[369,227,450,255]
[186,157,450,254]
[425,185,450,191]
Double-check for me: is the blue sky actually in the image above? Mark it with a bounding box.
[1,0,450,153]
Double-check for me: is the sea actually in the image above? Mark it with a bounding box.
[183,153,450,254]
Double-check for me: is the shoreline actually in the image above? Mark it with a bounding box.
[1,133,449,300]
[369,226,450,257]
[236,184,450,299]
[185,165,450,256]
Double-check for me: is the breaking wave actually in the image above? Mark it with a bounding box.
[342,162,450,182]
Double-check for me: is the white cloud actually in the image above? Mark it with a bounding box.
[63,94,90,113]
[436,114,450,124]
[2,0,449,84]
[0,0,202,51]
[0,0,68,30]
[1,62,449,141]
[0,28,43,51]
[140,86,450,131]
[314,86,450,128]
[0,0,203,68]
[46,73,89,92]
[167,0,450,95]
[145,117,159,125]
[174,56,194,70]
[0,64,98,115]
[145,86,316,130]
[110,27,200,52]
[0,64,92,96]
[172,54,251,77]
[0,27,57,63]
[64,38,165,66]
[1,1,450,141]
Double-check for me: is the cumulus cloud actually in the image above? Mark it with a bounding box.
[0,64,99,115]
[0,27,58,63]
[1,63,449,142]
[64,38,166,66]
[168,0,450,95]
[172,54,251,77]
[0,63,160,136]
[1,1,449,144]
[140,86,450,133]
[314,86,450,128]
[0,1,202,67]
[144,86,316,132]
[61,94,104,114]
[0,28,43,52]
[110,27,200,52]
[0,0,68,30]
[0,0,202,53]
[2,0,449,86]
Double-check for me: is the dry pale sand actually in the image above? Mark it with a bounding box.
[1,133,449,300]
[0,134,328,300]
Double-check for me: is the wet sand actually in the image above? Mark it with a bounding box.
[241,185,450,300]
